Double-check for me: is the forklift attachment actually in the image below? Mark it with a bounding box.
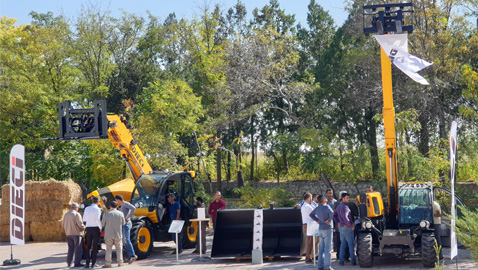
[41,100,108,141]
[211,208,302,258]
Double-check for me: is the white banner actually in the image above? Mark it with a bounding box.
[374,33,432,85]
[10,144,25,245]
[449,121,458,260]
[253,209,263,250]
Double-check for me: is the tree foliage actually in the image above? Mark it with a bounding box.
[1,0,478,194]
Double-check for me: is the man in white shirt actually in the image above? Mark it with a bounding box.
[301,192,315,263]
[433,200,443,259]
[83,196,102,268]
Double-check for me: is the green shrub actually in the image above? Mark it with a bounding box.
[454,206,478,262]
[232,185,295,208]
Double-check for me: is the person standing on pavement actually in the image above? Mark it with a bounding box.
[326,189,337,209]
[312,194,319,208]
[301,192,315,264]
[115,195,138,264]
[83,196,102,268]
[194,197,207,254]
[208,191,226,230]
[433,200,443,259]
[333,193,356,266]
[62,203,85,268]
[102,201,125,268]
[310,195,334,270]
[166,193,183,254]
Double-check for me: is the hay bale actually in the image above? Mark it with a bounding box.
[26,201,69,223]
[0,223,32,242]
[31,220,65,242]
[0,204,9,225]
[1,180,82,205]
[0,200,70,225]
[25,180,82,204]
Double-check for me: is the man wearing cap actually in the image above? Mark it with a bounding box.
[83,196,102,268]
[333,193,356,266]
[62,203,86,268]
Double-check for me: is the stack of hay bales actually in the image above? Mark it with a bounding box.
[0,179,82,242]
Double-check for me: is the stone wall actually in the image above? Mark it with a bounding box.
[202,180,478,205]
[202,180,384,199]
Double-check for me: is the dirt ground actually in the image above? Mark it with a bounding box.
[1,236,476,270]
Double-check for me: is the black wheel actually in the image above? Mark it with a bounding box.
[357,233,373,267]
[131,220,153,259]
[421,232,437,268]
[181,221,197,249]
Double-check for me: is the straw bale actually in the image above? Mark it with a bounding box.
[1,184,9,202]
[26,201,69,223]
[1,180,82,206]
[0,204,8,225]
[31,220,66,242]
[0,200,70,225]
[0,222,32,242]
[25,180,82,204]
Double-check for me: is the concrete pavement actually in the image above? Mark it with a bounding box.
[1,236,476,270]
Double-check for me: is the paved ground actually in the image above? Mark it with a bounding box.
[1,237,476,270]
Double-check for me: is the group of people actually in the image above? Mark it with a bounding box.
[62,191,227,268]
[299,187,375,270]
[62,195,138,268]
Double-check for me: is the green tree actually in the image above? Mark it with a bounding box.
[0,14,81,184]
[132,79,204,170]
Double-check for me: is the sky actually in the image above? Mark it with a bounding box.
[1,0,349,28]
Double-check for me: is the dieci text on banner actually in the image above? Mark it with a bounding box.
[10,144,25,245]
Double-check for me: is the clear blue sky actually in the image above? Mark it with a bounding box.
[1,0,348,28]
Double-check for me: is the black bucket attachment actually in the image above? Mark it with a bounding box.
[41,100,109,141]
[211,208,302,258]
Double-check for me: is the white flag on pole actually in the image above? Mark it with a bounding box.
[10,144,25,245]
[374,33,432,85]
[450,121,458,260]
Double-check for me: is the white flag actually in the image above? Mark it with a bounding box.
[374,33,432,85]
[450,121,458,260]
[10,144,25,245]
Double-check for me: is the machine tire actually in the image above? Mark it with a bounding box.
[181,221,197,249]
[357,233,373,268]
[131,220,153,259]
[421,232,437,268]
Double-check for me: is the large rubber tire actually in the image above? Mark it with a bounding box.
[421,232,437,268]
[181,221,197,249]
[131,220,153,260]
[357,233,373,268]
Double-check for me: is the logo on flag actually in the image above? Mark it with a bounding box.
[374,33,432,85]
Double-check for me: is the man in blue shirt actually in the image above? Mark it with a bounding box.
[333,193,356,266]
[310,195,334,270]
[166,193,182,254]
